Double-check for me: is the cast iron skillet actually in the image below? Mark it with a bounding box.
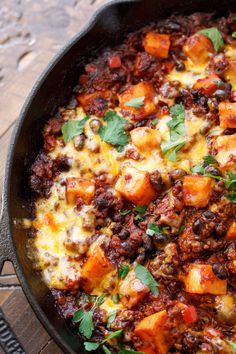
[1,0,236,353]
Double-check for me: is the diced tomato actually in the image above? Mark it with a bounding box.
[181,305,198,324]
[108,56,122,69]
[85,63,97,73]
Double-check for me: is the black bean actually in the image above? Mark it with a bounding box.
[89,119,102,133]
[124,123,134,132]
[150,170,164,193]
[192,218,204,235]
[154,233,166,244]
[215,223,227,238]
[112,223,122,233]
[212,263,228,280]
[202,210,216,220]
[176,62,186,72]
[169,169,187,181]
[214,90,229,100]
[135,119,148,128]
[204,166,221,176]
[119,229,130,240]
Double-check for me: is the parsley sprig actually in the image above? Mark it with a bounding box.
[118,264,130,279]
[160,104,186,161]
[84,329,123,352]
[99,111,129,151]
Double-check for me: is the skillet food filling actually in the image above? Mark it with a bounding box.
[28,13,236,354]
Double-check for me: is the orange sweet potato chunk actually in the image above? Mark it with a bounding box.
[184,264,227,295]
[81,246,114,292]
[130,127,161,150]
[219,102,236,129]
[77,90,111,115]
[144,32,170,59]
[134,310,169,354]
[183,34,214,64]
[193,74,220,95]
[66,177,95,204]
[115,166,157,205]
[223,60,236,86]
[119,270,149,309]
[215,134,236,167]
[183,176,213,209]
[226,222,236,241]
[118,82,157,121]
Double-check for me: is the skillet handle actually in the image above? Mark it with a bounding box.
[0,199,14,274]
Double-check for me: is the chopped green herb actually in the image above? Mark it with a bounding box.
[198,27,224,51]
[62,116,89,143]
[84,342,100,351]
[135,264,159,295]
[225,192,236,203]
[213,79,223,88]
[118,349,144,354]
[79,310,94,339]
[168,104,186,140]
[112,294,120,304]
[151,118,159,126]
[125,96,145,109]
[105,330,123,341]
[146,223,162,236]
[118,264,130,279]
[204,173,223,181]
[227,340,236,351]
[179,223,185,235]
[191,164,205,174]
[160,139,186,162]
[119,209,131,216]
[225,172,236,190]
[95,294,106,306]
[102,345,112,354]
[134,205,147,223]
[99,111,129,151]
[81,293,90,303]
[232,32,236,39]
[107,310,117,329]
[72,309,85,323]
[203,154,218,165]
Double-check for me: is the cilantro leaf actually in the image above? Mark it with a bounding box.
[118,349,144,354]
[151,118,159,126]
[191,164,205,174]
[72,309,85,323]
[118,264,130,279]
[225,172,236,190]
[225,192,236,203]
[111,294,120,304]
[213,79,223,88]
[198,27,224,51]
[94,294,106,306]
[134,264,159,295]
[160,139,186,162]
[125,96,145,108]
[119,209,131,216]
[99,111,129,151]
[232,32,236,39]
[134,205,147,222]
[102,345,112,354]
[79,310,94,339]
[105,329,123,341]
[227,340,236,351]
[62,116,89,143]
[146,223,162,236]
[84,342,100,351]
[168,104,186,140]
[203,154,218,165]
[107,310,117,329]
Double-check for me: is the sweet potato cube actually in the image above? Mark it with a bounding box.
[81,246,114,292]
[226,222,236,241]
[130,127,161,150]
[144,32,170,59]
[115,166,157,205]
[134,310,169,354]
[66,177,95,204]
[77,90,111,116]
[193,74,220,95]
[183,34,214,64]
[138,347,155,354]
[215,134,236,167]
[119,270,149,308]
[184,264,227,295]
[219,102,236,129]
[183,176,213,209]
[118,82,157,121]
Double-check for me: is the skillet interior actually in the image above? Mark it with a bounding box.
[4,0,236,352]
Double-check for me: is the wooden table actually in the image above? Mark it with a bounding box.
[0,1,108,353]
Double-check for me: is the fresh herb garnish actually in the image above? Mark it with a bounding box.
[119,209,131,216]
[225,172,236,189]
[203,154,218,165]
[112,294,120,304]
[232,32,236,39]
[160,104,186,161]
[134,205,147,222]
[99,111,129,151]
[125,96,145,109]
[84,330,123,352]
[151,118,159,126]
[213,79,223,88]
[146,223,162,236]
[107,310,117,329]
[227,340,236,351]
[161,139,186,162]
[118,350,144,354]
[62,116,89,143]
[118,264,130,279]
[102,345,112,354]
[198,27,224,51]
[225,192,236,203]
[191,163,205,174]
[134,264,159,295]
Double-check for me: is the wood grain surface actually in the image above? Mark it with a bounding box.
[0,1,108,353]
